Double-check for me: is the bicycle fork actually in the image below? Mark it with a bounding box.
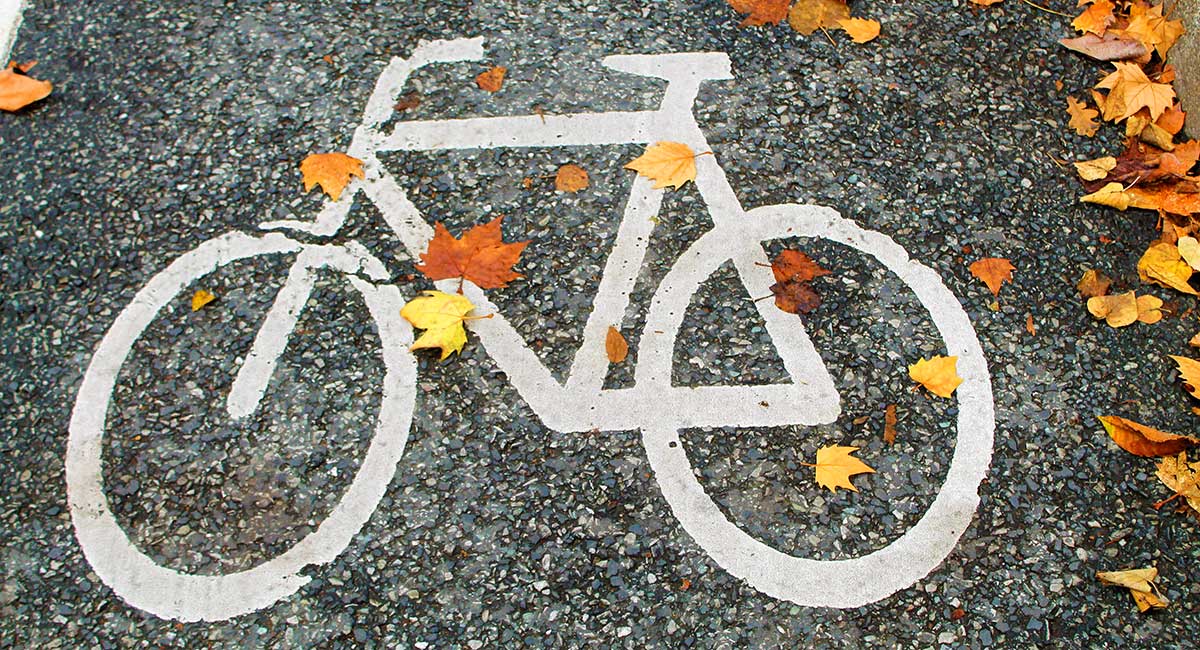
[226,241,391,419]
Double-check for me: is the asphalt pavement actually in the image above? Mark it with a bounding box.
[1,0,1198,647]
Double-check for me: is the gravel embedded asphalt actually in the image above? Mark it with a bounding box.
[2,0,1199,647]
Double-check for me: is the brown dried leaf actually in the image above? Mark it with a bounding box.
[883,404,897,445]
[1077,269,1112,298]
[555,164,590,193]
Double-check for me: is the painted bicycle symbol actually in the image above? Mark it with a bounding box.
[66,38,995,622]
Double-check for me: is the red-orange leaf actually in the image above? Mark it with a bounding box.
[770,249,830,283]
[770,279,821,314]
[969,258,1016,296]
[727,0,790,26]
[416,216,530,290]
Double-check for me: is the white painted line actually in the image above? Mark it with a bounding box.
[68,37,995,620]
[0,0,25,63]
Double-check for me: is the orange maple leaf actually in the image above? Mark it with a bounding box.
[0,62,52,112]
[727,0,791,26]
[416,216,531,290]
[1071,0,1115,37]
[476,66,507,92]
[969,258,1016,296]
[300,153,364,201]
[1096,62,1176,122]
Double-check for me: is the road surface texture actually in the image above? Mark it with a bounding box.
[1,0,1197,647]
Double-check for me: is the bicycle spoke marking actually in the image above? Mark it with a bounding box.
[66,37,995,621]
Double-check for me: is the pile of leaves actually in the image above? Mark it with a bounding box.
[725,0,881,44]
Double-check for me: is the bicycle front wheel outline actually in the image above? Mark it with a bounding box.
[65,231,417,622]
[636,203,995,608]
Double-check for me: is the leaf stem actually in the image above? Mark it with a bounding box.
[1153,493,1181,509]
[464,313,495,322]
[799,462,817,467]
[1018,0,1072,18]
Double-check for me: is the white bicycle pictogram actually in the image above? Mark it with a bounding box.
[66,38,995,622]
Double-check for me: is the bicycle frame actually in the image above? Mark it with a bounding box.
[246,37,842,434]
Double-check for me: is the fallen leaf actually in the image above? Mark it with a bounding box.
[1096,62,1176,122]
[1077,269,1113,298]
[771,249,830,283]
[770,279,822,314]
[883,404,897,445]
[606,326,629,363]
[1127,184,1200,216]
[1066,97,1102,137]
[1137,242,1197,295]
[1136,294,1164,324]
[1060,33,1149,62]
[1122,1,1185,58]
[1156,103,1186,135]
[0,62,52,112]
[810,445,875,493]
[726,0,791,26]
[300,153,365,201]
[950,607,967,620]
[969,0,1006,5]
[909,355,962,398]
[416,216,531,290]
[1081,182,1132,210]
[969,258,1016,296]
[1098,415,1200,457]
[555,164,590,193]
[836,18,881,44]
[1190,332,1200,348]
[1169,355,1200,400]
[625,141,699,190]
[1177,237,1200,271]
[400,290,485,360]
[191,289,215,312]
[788,0,850,35]
[1087,291,1139,326]
[476,66,507,92]
[1026,313,1037,335]
[1074,156,1117,180]
[1096,567,1168,612]
[1156,452,1200,513]
[1071,0,1115,36]
[394,92,422,112]
[1138,122,1176,151]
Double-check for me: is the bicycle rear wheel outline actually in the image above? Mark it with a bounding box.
[65,231,417,622]
[636,204,995,608]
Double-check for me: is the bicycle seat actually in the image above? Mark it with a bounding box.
[601,52,733,83]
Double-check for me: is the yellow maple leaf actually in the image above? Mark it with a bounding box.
[1080,182,1132,210]
[1066,96,1100,137]
[809,445,875,492]
[908,355,962,398]
[300,152,365,201]
[191,289,216,312]
[1096,567,1169,612]
[1096,62,1176,122]
[1071,0,1115,36]
[625,141,700,190]
[0,62,52,112]
[1137,242,1197,295]
[1074,156,1116,181]
[400,290,485,360]
[788,0,850,36]
[836,18,881,44]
